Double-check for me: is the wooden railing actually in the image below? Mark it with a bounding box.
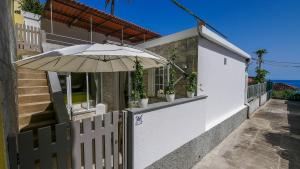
[15,24,42,55]
[8,111,124,169]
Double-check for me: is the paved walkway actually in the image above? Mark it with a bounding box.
[192,99,300,169]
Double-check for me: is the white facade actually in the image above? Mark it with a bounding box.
[132,98,206,169]
[134,26,250,168]
[22,11,41,28]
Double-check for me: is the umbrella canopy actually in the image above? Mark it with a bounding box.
[16,43,167,72]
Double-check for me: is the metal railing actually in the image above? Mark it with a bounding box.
[247,82,267,100]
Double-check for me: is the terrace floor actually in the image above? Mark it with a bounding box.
[192,99,300,169]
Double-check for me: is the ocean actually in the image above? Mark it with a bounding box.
[271,80,300,92]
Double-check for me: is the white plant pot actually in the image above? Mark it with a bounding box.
[166,94,175,102]
[138,98,149,108]
[187,91,195,98]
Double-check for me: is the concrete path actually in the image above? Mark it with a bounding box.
[192,99,300,169]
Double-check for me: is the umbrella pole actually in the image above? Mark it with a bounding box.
[86,73,90,110]
[66,73,72,118]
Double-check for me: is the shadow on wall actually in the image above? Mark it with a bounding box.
[264,100,300,169]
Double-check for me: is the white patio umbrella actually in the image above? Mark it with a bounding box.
[16,43,167,116]
[16,43,167,72]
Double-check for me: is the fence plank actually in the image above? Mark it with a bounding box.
[38,126,53,169]
[56,123,70,169]
[71,120,82,169]
[83,118,93,169]
[94,115,104,169]
[104,113,112,169]
[18,131,35,169]
[113,112,119,169]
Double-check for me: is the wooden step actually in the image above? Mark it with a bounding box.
[18,79,48,87]
[17,68,45,74]
[19,110,55,128]
[19,101,53,114]
[20,119,56,132]
[18,72,46,79]
[18,93,51,104]
[18,86,49,95]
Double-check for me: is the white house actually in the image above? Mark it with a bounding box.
[129,24,251,169]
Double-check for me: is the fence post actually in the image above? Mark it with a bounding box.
[7,136,18,169]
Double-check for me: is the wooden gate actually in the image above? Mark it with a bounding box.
[8,111,125,169]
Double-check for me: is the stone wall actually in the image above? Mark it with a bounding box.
[146,36,198,98]
[0,0,18,168]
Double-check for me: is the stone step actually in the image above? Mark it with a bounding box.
[19,110,55,129]
[18,73,46,79]
[18,79,48,87]
[17,68,45,74]
[18,86,49,95]
[18,93,51,104]
[20,119,56,132]
[19,101,53,114]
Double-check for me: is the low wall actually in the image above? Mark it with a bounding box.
[146,106,248,169]
[127,96,248,169]
[248,97,260,115]
[260,93,268,105]
[127,96,207,169]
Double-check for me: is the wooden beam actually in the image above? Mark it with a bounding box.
[68,10,89,27]
[105,26,131,36]
[124,32,145,41]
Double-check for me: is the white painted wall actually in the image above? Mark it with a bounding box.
[22,11,41,28]
[260,93,268,105]
[249,98,260,114]
[198,38,247,130]
[133,99,206,169]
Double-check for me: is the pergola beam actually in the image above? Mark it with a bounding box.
[124,32,146,41]
[105,26,131,36]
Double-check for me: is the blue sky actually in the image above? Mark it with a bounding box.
[44,0,300,80]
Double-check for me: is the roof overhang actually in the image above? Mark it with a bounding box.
[43,0,160,44]
[138,26,251,60]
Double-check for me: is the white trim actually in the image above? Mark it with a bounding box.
[137,28,198,48]
[137,26,251,60]
[199,26,251,59]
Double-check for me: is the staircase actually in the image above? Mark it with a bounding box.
[18,68,56,131]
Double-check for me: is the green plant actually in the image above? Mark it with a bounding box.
[165,49,177,95]
[19,0,44,15]
[132,58,147,100]
[272,90,298,100]
[254,69,269,83]
[186,72,197,92]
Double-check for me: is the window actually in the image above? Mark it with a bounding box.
[155,67,168,94]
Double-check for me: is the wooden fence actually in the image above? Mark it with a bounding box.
[15,24,41,54]
[8,111,122,169]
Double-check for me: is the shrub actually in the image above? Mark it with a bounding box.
[272,89,298,100]
[186,72,197,92]
[131,58,147,100]
[19,0,44,15]
[165,49,176,95]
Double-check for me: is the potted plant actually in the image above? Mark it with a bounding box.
[186,72,197,98]
[132,58,148,108]
[165,49,176,102]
